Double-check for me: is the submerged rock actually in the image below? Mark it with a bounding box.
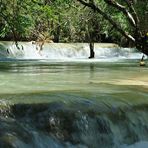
[0,102,148,148]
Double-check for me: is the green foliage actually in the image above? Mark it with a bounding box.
[0,0,147,43]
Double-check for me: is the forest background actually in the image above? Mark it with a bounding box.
[0,0,148,48]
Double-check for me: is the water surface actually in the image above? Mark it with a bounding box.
[0,42,148,147]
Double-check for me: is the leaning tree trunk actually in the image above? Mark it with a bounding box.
[136,35,148,56]
[77,0,148,56]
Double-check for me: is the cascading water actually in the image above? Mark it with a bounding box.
[0,101,148,148]
[0,41,148,148]
[0,41,144,60]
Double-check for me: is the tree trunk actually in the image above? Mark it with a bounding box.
[54,15,61,43]
[89,42,95,58]
[136,35,148,55]
[77,0,148,56]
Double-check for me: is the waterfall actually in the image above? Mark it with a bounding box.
[0,41,144,60]
[0,102,148,148]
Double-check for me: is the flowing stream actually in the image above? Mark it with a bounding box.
[0,41,148,148]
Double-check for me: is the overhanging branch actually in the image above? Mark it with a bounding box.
[124,0,142,38]
[77,0,135,42]
[124,0,140,25]
[104,0,136,27]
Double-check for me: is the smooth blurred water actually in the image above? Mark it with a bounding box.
[0,42,148,147]
[0,60,147,104]
[0,60,147,148]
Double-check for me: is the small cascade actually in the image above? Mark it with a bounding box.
[0,42,42,59]
[0,101,148,148]
[0,41,144,60]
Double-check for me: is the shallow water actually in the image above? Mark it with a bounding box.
[0,41,148,147]
[0,59,147,148]
[0,60,147,104]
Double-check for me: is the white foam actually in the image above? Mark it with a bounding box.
[0,42,146,60]
[121,141,148,148]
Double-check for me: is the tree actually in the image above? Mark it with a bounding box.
[0,0,147,56]
[0,0,36,49]
[77,0,148,56]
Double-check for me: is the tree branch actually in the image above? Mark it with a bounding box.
[124,0,142,39]
[77,0,135,42]
[104,0,136,27]
[124,0,140,25]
